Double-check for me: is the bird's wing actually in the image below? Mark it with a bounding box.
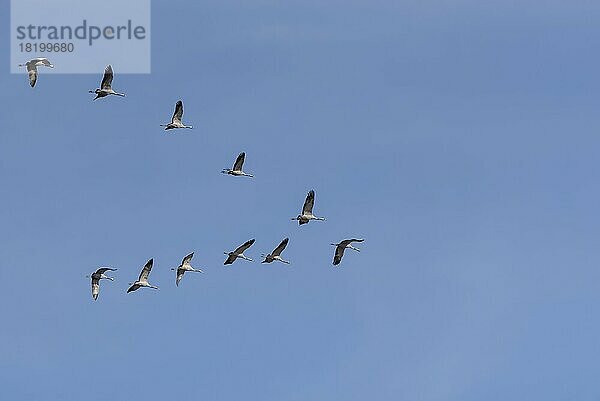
[302,190,315,214]
[272,238,289,256]
[176,269,185,286]
[138,258,153,281]
[340,238,364,247]
[38,58,53,67]
[333,244,346,265]
[27,67,37,87]
[234,239,255,254]
[181,252,194,266]
[101,65,114,89]
[172,100,184,123]
[127,284,140,293]
[233,152,245,171]
[224,254,237,265]
[95,267,117,275]
[91,277,100,299]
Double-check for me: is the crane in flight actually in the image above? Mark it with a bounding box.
[127,258,159,293]
[224,239,255,265]
[331,239,364,266]
[18,57,54,87]
[160,100,193,130]
[261,238,290,264]
[89,65,126,100]
[171,252,203,286]
[221,152,253,177]
[87,267,117,300]
[292,190,325,225]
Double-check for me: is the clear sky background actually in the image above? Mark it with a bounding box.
[2,1,600,400]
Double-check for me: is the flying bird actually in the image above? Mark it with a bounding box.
[18,57,54,87]
[331,239,364,266]
[224,239,255,265]
[221,152,253,177]
[291,190,325,225]
[127,258,159,293]
[261,238,290,264]
[86,267,117,300]
[171,252,203,286]
[89,65,126,100]
[160,100,193,130]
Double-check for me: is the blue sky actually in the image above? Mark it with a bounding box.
[2,1,600,400]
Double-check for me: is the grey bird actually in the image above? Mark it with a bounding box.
[224,239,255,265]
[18,57,54,87]
[221,152,253,177]
[86,267,117,300]
[331,239,364,266]
[171,252,203,286]
[89,65,126,100]
[160,100,193,130]
[127,258,159,293]
[261,238,290,264]
[291,190,325,225]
